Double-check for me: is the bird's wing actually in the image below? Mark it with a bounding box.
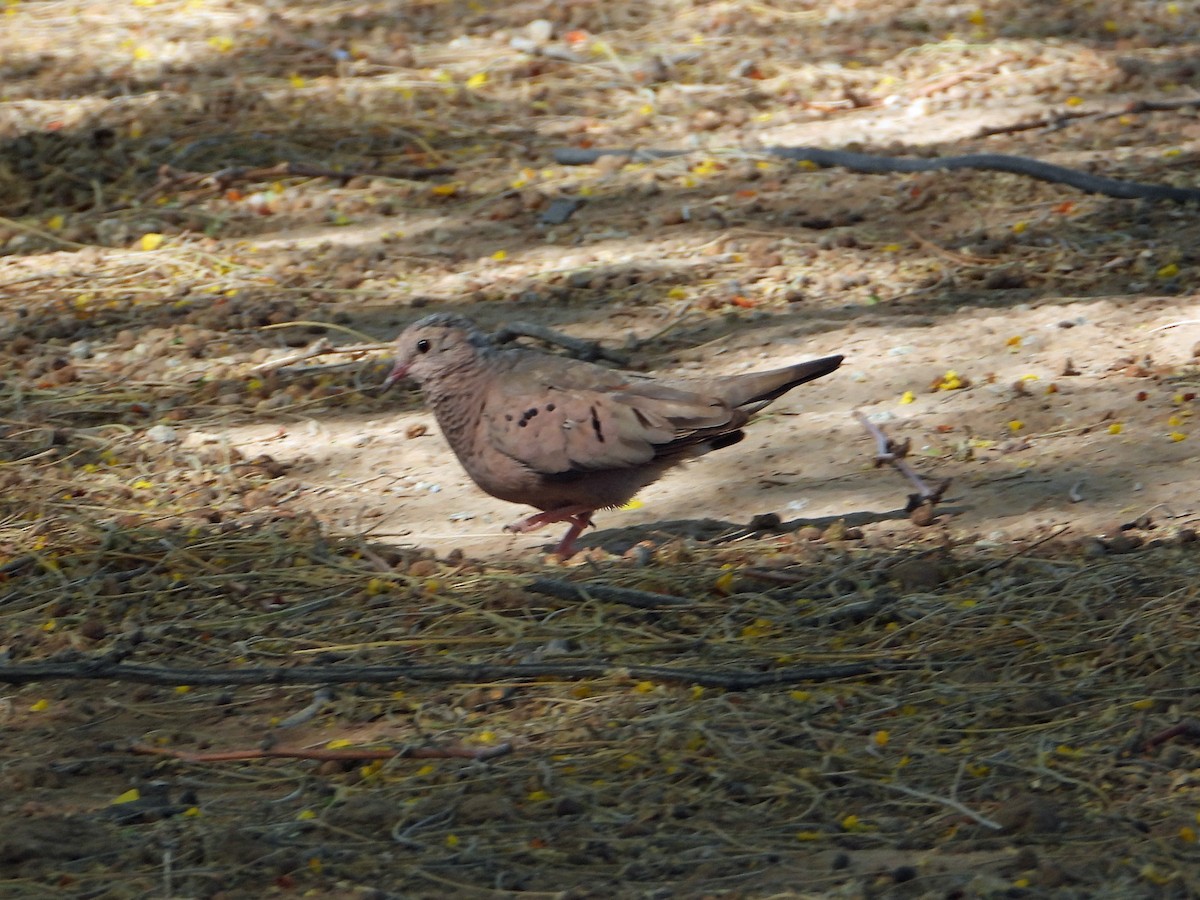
[483,364,739,475]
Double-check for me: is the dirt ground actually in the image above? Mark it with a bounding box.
[3,0,1200,897]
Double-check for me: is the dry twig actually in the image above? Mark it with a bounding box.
[493,321,631,366]
[854,410,951,520]
[129,741,513,763]
[0,658,898,691]
[527,578,693,608]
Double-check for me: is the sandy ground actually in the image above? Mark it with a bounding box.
[208,284,1200,561]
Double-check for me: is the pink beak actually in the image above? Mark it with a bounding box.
[381,360,410,391]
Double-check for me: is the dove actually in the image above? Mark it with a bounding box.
[383,314,842,557]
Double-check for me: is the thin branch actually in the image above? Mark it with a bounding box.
[129,740,512,763]
[139,160,456,204]
[553,145,1200,203]
[275,687,334,728]
[0,658,902,691]
[848,776,1002,830]
[854,410,950,511]
[248,338,333,375]
[527,578,693,608]
[976,96,1200,138]
[1142,718,1200,753]
[492,321,631,365]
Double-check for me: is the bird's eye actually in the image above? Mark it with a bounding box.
[416,339,431,354]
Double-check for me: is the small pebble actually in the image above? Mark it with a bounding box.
[748,512,781,531]
[526,18,553,43]
[1104,533,1142,554]
[145,425,179,444]
[909,502,936,527]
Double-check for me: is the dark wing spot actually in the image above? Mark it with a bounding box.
[505,414,513,422]
[546,403,556,412]
[632,407,652,429]
[590,405,605,443]
[517,407,540,428]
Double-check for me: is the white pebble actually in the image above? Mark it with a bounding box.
[145,425,179,444]
[526,18,553,42]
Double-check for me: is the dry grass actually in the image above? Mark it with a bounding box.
[4,478,1200,895]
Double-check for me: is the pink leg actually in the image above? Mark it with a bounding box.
[552,513,593,558]
[503,506,594,535]
[504,507,595,557]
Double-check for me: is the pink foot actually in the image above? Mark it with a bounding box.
[504,507,595,558]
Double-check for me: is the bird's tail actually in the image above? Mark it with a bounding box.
[723,354,844,411]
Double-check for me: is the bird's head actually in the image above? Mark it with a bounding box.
[382,313,493,390]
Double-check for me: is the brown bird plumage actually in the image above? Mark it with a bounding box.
[384,314,843,556]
